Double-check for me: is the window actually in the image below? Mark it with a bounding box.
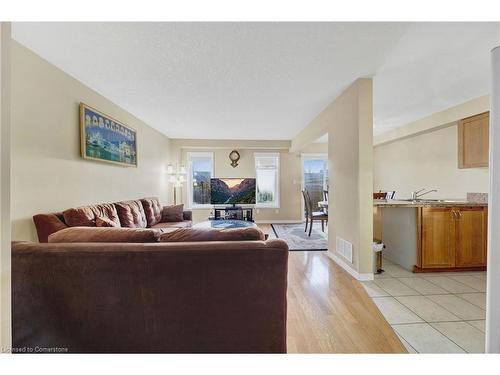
[187,152,214,208]
[301,154,328,215]
[255,153,280,208]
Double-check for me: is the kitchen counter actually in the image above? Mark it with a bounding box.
[373,201,487,272]
[374,199,487,208]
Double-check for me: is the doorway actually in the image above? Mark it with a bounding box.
[301,154,328,219]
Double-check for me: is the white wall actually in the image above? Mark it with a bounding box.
[11,41,172,242]
[292,78,374,277]
[170,139,328,223]
[374,123,489,200]
[328,78,374,276]
[0,22,11,352]
[486,45,500,353]
[374,96,489,145]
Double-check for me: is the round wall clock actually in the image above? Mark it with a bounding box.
[229,150,240,168]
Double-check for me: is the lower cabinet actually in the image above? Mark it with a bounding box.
[417,206,487,270]
[455,207,487,267]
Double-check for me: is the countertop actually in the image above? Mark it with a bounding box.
[373,199,488,208]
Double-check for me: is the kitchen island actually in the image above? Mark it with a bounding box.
[373,200,487,272]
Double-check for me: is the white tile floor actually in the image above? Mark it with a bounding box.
[362,258,486,353]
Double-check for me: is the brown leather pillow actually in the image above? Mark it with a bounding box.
[96,216,119,227]
[63,203,120,227]
[159,227,266,242]
[114,200,147,228]
[140,197,162,227]
[33,213,69,243]
[162,204,184,222]
[48,227,160,243]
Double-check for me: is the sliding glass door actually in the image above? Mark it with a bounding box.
[302,154,328,216]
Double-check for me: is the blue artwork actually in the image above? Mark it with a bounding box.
[80,103,137,167]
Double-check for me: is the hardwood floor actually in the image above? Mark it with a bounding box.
[259,224,406,353]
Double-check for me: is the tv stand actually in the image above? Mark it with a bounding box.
[210,206,254,222]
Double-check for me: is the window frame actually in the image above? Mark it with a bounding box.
[254,152,280,209]
[186,151,214,209]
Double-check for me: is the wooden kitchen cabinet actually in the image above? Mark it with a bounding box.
[458,112,489,169]
[417,206,487,271]
[455,207,487,267]
[418,207,456,269]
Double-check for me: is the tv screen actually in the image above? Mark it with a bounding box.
[210,178,256,205]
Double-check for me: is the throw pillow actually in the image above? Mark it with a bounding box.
[162,204,184,222]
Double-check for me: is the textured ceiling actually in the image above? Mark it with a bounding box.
[12,22,500,139]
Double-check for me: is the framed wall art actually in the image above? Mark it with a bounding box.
[80,103,137,167]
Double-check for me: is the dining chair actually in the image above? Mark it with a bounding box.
[302,190,311,233]
[322,189,329,214]
[302,189,328,236]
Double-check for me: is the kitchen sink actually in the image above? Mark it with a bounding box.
[396,199,465,204]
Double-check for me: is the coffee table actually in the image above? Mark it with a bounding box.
[194,220,257,229]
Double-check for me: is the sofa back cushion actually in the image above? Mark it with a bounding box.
[162,204,184,222]
[140,197,162,227]
[63,203,120,227]
[159,227,266,242]
[48,227,160,243]
[96,216,120,227]
[114,200,147,228]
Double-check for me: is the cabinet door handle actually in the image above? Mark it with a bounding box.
[451,210,457,219]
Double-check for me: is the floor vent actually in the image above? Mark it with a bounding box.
[336,237,353,263]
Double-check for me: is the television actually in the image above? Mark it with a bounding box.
[210,178,256,205]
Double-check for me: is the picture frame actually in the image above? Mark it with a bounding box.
[80,103,138,167]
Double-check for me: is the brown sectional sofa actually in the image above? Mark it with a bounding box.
[33,197,192,243]
[12,240,289,353]
[16,196,289,353]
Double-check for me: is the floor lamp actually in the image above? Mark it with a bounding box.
[167,164,186,205]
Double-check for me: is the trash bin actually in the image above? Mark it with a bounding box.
[372,241,385,274]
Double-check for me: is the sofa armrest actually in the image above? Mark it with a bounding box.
[183,210,192,221]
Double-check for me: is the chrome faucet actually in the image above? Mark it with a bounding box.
[411,188,438,200]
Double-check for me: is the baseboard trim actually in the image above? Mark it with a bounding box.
[327,251,374,281]
[255,220,302,224]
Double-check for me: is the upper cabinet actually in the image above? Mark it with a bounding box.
[458,112,489,168]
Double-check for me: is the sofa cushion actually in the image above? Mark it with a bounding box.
[96,216,119,228]
[33,213,69,243]
[140,197,162,227]
[150,221,192,229]
[182,210,193,221]
[162,204,184,222]
[159,227,266,242]
[114,200,147,228]
[48,227,160,243]
[63,203,120,227]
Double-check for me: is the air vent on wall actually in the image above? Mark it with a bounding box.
[336,236,353,263]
